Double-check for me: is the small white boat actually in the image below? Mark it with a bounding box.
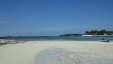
[100,40,110,42]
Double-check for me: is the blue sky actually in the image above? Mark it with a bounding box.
[0,0,113,36]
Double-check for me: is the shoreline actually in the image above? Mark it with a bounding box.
[0,41,113,64]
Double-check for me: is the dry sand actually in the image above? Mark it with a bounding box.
[0,41,113,64]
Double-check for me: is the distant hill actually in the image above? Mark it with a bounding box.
[60,34,82,36]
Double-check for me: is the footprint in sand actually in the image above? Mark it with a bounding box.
[36,48,113,64]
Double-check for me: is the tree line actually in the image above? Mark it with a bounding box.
[85,29,113,35]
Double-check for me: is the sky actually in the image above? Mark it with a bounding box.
[0,0,113,36]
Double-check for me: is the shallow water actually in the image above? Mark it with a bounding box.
[2,36,113,41]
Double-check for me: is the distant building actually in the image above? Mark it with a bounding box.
[82,35,93,37]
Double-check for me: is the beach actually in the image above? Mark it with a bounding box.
[0,41,113,64]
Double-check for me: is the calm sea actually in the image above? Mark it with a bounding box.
[2,36,113,41]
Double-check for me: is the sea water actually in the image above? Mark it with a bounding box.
[2,36,113,41]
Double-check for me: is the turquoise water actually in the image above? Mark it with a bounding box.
[2,36,113,41]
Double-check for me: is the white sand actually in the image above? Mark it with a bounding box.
[0,41,113,64]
